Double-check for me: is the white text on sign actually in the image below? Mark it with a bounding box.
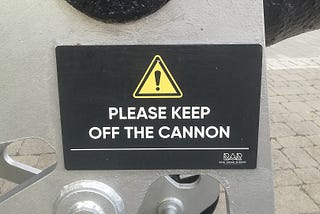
[108,106,210,120]
[88,106,231,140]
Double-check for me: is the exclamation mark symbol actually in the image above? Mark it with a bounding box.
[155,70,161,91]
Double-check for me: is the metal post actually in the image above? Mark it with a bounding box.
[0,0,274,213]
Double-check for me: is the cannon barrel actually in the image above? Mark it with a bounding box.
[264,0,320,45]
[66,0,320,46]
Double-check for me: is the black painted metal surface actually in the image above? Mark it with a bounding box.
[264,0,320,45]
[66,0,169,23]
[56,45,262,170]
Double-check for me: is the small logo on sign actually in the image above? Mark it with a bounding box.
[219,152,247,165]
[133,55,183,99]
[223,152,243,161]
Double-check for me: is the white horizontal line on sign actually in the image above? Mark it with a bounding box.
[70,148,250,151]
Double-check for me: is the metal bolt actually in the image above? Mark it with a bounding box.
[55,180,125,214]
[159,207,178,214]
[157,198,183,214]
[68,201,105,214]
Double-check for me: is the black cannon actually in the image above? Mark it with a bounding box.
[66,0,320,46]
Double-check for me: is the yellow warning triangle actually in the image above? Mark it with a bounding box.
[133,55,183,98]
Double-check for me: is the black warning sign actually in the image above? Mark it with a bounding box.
[56,45,262,170]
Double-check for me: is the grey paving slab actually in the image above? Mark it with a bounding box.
[294,167,320,184]
[274,186,320,214]
[282,148,318,168]
[270,123,296,138]
[270,113,304,123]
[272,150,295,170]
[0,180,17,196]
[303,184,320,206]
[284,95,306,102]
[36,154,57,170]
[298,111,320,121]
[286,121,320,136]
[274,169,302,187]
[271,139,282,150]
[269,103,290,114]
[11,155,40,168]
[267,29,320,214]
[18,139,55,155]
[269,95,288,103]
[282,101,315,113]
[307,135,320,146]
[4,140,23,156]
[307,101,320,111]
[0,139,56,198]
[305,146,320,163]
[277,136,313,148]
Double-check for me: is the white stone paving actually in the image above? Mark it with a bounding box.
[268,30,320,214]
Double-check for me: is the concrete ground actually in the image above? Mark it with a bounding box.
[267,30,320,214]
[1,30,320,213]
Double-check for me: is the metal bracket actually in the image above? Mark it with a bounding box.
[138,175,220,214]
[55,180,125,214]
[0,142,40,184]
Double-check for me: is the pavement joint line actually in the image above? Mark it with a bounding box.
[300,185,320,209]
[267,56,320,70]
[280,144,303,169]
[305,149,320,165]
